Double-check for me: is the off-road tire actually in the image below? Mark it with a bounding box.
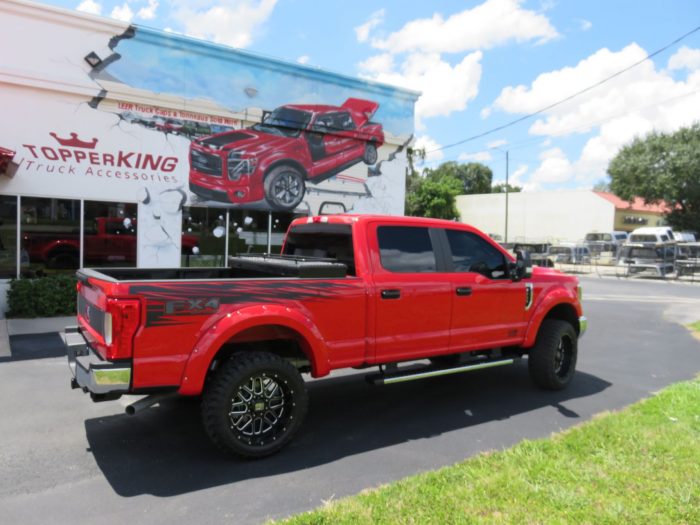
[363,142,378,165]
[263,165,305,211]
[202,351,308,458]
[528,319,578,390]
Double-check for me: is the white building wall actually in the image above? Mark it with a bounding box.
[456,190,616,243]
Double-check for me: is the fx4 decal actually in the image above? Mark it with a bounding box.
[164,298,220,315]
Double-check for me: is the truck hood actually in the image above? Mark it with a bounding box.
[197,129,294,155]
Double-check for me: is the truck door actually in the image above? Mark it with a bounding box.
[441,228,527,351]
[370,224,452,363]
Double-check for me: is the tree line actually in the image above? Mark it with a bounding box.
[404,151,521,219]
[406,122,700,233]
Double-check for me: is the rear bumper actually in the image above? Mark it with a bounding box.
[62,326,131,395]
[579,316,588,338]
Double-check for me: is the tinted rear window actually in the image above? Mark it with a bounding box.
[377,226,436,272]
[283,223,355,275]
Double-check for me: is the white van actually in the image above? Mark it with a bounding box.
[628,227,674,244]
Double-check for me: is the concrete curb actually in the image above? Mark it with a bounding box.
[0,319,10,358]
[7,316,76,336]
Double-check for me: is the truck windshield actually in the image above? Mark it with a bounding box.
[282,224,355,275]
[252,108,312,138]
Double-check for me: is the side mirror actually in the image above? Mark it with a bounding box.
[512,249,532,281]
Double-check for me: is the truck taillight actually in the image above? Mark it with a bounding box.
[104,298,141,360]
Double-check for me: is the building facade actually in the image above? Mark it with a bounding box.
[0,0,418,315]
[456,190,668,244]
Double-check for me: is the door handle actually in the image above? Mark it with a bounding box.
[456,287,472,297]
[381,289,401,300]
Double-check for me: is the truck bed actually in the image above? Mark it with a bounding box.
[78,254,348,282]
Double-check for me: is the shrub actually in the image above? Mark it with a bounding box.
[7,274,77,318]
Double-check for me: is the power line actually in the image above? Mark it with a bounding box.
[420,87,700,167]
[426,24,700,155]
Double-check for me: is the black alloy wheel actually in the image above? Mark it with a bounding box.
[528,319,578,390]
[202,351,308,458]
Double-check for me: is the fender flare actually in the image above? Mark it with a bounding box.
[178,304,329,395]
[523,287,582,348]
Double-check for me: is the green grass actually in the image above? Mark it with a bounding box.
[278,348,700,524]
[688,320,700,334]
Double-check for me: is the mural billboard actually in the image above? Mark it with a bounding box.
[0,0,418,266]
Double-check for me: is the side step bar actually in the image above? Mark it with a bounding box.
[366,358,517,386]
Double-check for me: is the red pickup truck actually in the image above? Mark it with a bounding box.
[64,215,586,458]
[188,98,384,211]
[23,217,199,269]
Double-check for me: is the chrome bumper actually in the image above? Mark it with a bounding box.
[62,326,131,395]
[579,316,588,338]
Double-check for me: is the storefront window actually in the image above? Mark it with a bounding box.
[83,201,137,267]
[181,207,226,267]
[228,210,272,256]
[271,212,298,254]
[0,195,18,278]
[20,197,81,275]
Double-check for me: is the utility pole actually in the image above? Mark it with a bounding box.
[505,150,509,244]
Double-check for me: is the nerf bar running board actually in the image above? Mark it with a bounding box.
[368,358,516,385]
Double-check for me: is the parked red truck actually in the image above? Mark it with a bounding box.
[64,215,586,457]
[188,98,384,211]
[23,217,199,269]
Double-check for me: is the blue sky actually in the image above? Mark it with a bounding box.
[44,0,700,191]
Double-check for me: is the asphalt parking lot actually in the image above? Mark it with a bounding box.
[2,275,700,525]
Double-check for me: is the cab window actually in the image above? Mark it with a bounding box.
[377,226,437,272]
[445,229,508,279]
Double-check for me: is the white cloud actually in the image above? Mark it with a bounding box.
[487,139,507,148]
[360,51,483,129]
[111,3,134,22]
[297,55,310,65]
[414,135,444,164]
[458,151,492,162]
[358,53,394,75]
[491,42,700,186]
[172,0,277,49]
[371,0,557,54]
[580,19,592,31]
[530,147,573,184]
[355,9,385,43]
[357,1,558,129]
[510,164,530,186]
[76,0,101,15]
[137,0,159,20]
[668,46,700,71]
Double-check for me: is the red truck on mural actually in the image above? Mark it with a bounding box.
[23,217,198,268]
[64,215,586,458]
[188,98,384,211]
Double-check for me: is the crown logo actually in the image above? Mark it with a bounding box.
[50,132,98,149]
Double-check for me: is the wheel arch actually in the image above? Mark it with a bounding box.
[524,295,581,348]
[44,243,79,267]
[178,305,330,395]
[264,159,308,180]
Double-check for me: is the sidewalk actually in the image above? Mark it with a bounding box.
[0,316,75,358]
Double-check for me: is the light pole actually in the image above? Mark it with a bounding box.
[493,146,510,244]
[504,150,509,244]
